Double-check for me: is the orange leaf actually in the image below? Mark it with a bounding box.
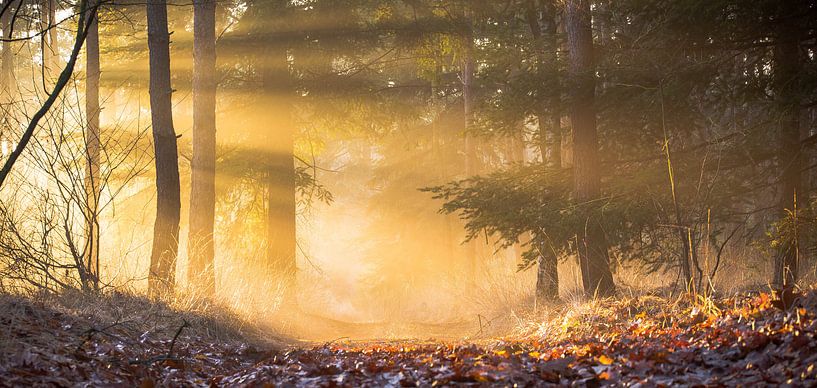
[528,351,541,359]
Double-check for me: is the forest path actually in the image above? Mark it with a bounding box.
[4,291,817,386]
[270,308,491,342]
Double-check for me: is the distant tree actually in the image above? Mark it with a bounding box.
[0,0,13,173]
[260,2,297,287]
[525,0,561,303]
[239,0,297,287]
[564,0,615,297]
[460,1,482,277]
[85,0,101,289]
[188,0,217,297]
[0,0,16,93]
[40,0,58,75]
[146,0,181,296]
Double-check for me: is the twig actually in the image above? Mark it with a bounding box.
[128,320,190,365]
[128,355,183,366]
[472,313,502,338]
[167,319,190,359]
[75,320,127,353]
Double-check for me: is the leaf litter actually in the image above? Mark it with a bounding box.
[3,288,817,386]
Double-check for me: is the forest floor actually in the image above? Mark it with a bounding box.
[2,288,817,387]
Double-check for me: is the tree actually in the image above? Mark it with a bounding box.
[526,0,561,302]
[84,0,101,289]
[146,0,181,297]
[0,0,98,187]
[564,0,615,297]
[254,1,297,287]
[264,40,297,288]
[462,4,479,276]
[188,0,217,296]
[772,0,804,290]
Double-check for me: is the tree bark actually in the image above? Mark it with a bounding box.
[188,0,217,297]
[147,0,181,297]
[84,0,100,290]
[772,2,802,289]
[565,0,615,297]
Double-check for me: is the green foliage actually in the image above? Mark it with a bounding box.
[424,162,666,271]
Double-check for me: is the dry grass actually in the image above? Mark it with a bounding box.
[0,288,292,363]
[508,281,802,344]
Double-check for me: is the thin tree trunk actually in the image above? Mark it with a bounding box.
[526,0,561,302]
[429,60,456,261]
[544,15,561,171]
[772,3,802,289]
[147,0,181,297]
[534,235,559,303]
[39,0,58,76]
[1,0,14,155]
[1,0,15,94]
[509,132,528,263]
[47,0,57,69]
[658,85,694,291]
[84,0,100,290]
[188,0,217,297]
[565,0,615,297]
[263,44,296,286]
[462,10,480,277]
[245,0,297,300]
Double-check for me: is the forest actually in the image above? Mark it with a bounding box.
[1,0,817,385]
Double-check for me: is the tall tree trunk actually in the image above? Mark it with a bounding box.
[245,0,296,300]
[84,0,100,290]
[429,59,456,261]
[462,8,480,277]
[526,0,561,302]
[147,0,181,297]
[772,3,802,290]
[565,0,615,297]
[263,43,296,287]
[188,0,217,297]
